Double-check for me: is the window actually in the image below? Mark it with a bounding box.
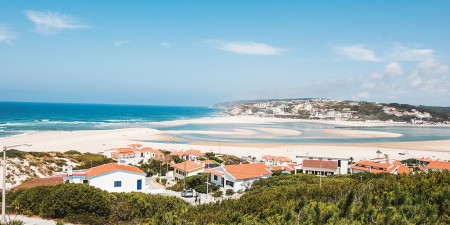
[226,180,234,187]
[114,181,122,187]
[82,180,88,184]
[213,175,218,180]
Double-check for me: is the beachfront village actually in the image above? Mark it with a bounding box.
[220,98,450,125]
[9,143,450,205]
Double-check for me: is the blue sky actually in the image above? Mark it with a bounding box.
[1,1,450,106]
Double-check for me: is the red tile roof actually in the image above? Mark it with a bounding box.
[302,159,338,170]
[170,149,205,157]
[353,160,392,169]
[351,160,411,174]
[129,143,142,148]
[223,163,272,180]
[351,165,386,173]
[170,151,184,156]
[205,169,224,177]
[416,157,433,162]
[427,161,450,170]
[270,165,294,172]
[263,155,292,162]
[172,161,204,172]
[86,163,145,178]
[184,149,205,156]
[114,148,135,153]
[12,177,63,191]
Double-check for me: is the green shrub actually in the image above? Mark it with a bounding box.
[40,184,110,219]
[28,152,51,158]
[64,150,81,155]
[212,190,223,198]
[5,150,26,159]
[225,189,234,196]
[10,186,53,215]
[170,173,219,193]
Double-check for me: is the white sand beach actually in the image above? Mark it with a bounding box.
[322,129,403,138]
[3,128,449,162]
[1,116,449,162]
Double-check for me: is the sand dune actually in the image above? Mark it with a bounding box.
[322,129,402,138]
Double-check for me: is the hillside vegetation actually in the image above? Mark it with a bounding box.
[4,150,113,189]
[6,171,449,224]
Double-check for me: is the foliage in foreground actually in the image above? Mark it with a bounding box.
[7,171,450,224]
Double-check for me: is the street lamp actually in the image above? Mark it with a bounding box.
[319,158,322,188]
[2,144,31,223]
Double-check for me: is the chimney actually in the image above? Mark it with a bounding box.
[384,154,389,164]
[67,166,73,176]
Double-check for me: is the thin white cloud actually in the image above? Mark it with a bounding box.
[114,40,131,47]
[409,58,449,93]
[0,25,16,44]
[333,45,381,62]
[25,10,88,35]
[385,62,403,76]
[160,41,171,48]
[387,45,434,61]
[205,39,284,55]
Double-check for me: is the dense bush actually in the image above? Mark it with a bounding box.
[5,150,27,159]
[63,150,81,155]
[8,184,190,225]
[72,153,114,169]
[7,171,450,224]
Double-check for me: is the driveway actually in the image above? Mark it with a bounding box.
[6,215,72,225]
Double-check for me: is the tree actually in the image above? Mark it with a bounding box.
[376,149,382,158]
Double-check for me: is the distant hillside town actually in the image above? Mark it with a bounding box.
[215,98,450,125]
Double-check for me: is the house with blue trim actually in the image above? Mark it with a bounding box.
[63,163,146,192]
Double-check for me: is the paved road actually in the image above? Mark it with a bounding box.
[7,215,72,225]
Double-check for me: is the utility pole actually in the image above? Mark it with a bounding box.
[206,171,209,200]
[159,158,162,176]
[2,144,31,223]
[319,158,322,188]
[183,153,187,190]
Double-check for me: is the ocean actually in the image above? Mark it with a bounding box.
[0,102,222,138]
[1,101,449,144]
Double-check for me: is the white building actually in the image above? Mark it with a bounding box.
[172,161,205,181]
[170,149,205,161]
[295,156,349,175]
[207,163,272,192]
[107,145,164,165]
[262,155,293,166]
[63,163,146,192]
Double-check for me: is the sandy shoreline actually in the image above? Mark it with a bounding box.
[1,116,449,162]
[150,115,450,127]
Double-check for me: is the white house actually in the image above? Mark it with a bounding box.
[63,163,146,192]
[295,156,349,175]
[262,155,293,166]
[107,145,164,165]
[351,159,411,175]
[170,149,205,161]
[207,163,272,192]
[172,161,205,181]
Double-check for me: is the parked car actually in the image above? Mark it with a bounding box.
[181,189,194,198]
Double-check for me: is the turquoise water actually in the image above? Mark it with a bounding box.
[157,122,450,144]
[0,102,222,138]
[1,101,449,144]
